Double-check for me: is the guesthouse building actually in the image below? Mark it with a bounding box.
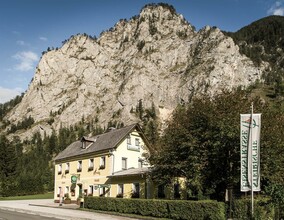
[54,124,152,203]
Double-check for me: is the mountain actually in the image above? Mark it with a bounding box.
[3,3,264,141]
[225,15,284,98]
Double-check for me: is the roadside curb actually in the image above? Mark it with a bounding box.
[29,203,79,210]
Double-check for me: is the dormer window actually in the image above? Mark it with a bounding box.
[82,141,86,149]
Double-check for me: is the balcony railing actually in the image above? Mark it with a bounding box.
[127,144,140,152]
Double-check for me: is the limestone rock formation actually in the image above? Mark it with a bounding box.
[6,4,264,140]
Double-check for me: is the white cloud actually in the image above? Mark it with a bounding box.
[0,87,23,104]
[268,1,284,15]
[12,51,39,71]
[39,36,48,41]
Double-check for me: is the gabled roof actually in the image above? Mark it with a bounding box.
[54,123,147,162]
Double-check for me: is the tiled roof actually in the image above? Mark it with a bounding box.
[107,167,150,177]
[54,123,140,162]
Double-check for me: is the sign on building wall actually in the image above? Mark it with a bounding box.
[240,114,261,192]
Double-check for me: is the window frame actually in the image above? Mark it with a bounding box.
[99,156,106,169]
[77,160,82,172]
[88,158,94,171]
[65,162,70,174]
[122,157,127,170]
[58,164,62,175]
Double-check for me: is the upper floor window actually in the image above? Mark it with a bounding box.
[77,160,82,172]
[88,159,94,171]
[135,138,139,146]
[127,136,140,152]
[127,135,131,144]
[138,158,143,168]
[122,157,127,170]
[99,156,105,169]
[58,164,62,175]
[65,162,70,174]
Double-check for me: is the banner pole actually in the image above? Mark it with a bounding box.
[250,102,254,217]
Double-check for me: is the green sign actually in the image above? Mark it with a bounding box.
[71,175,77,184]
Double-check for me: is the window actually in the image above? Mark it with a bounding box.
[99,156,105,169]
[58,164,62,175]
[88,185,94,196]
[135,138,139,146]
[138,158,143,168]
[132,183,140,198]
[65,186,69,197]
[127,136,140,152]
[65,162,70,174]
[174,183,181,199]
[117,184,124,198]
[158,185,165,198]
[88,159,94,171]
[127,135,131,144]
[57,187,62,197]
[77,160,82,172]
[122,157,127,170]
[99,187,106,197]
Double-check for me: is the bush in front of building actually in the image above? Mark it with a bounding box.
[231,197,275,219]
[84,197,226,219]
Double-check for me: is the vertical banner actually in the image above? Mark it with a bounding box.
[240,114,261,192]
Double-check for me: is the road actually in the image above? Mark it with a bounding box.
[0,199,138,220]
[0,209,58,220]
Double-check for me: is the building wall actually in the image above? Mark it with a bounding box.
[54,129,150,202]
[112,129,149,173]
[54,152,112,202]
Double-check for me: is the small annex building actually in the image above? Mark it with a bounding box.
[54,123,153,203]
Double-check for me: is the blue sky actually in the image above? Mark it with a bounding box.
[0,0,283,103]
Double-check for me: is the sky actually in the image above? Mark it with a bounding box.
[0,0,283,103]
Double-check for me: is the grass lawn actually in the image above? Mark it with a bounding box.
[0,192,53,200]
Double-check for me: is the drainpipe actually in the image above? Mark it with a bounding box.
[109,150,114,175]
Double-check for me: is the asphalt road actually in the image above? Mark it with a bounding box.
[0,199,138,220]
[0,209,58,220]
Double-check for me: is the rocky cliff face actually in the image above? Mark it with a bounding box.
[6,4,264,139]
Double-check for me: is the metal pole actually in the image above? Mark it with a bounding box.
[250,102,254,217]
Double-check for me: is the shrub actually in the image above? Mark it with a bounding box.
[232,198,274,220]
[84,197,225,219]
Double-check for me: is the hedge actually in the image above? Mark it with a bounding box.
[84,197,226,220]
[231,198,275,220]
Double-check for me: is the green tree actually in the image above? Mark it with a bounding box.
[150,89,283,200]
[0,135,18,196]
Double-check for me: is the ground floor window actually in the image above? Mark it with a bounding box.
[132,183,140,198]
[117,184,124,198]
[65,186,69,197]
[174,183,181,199]
[57,187,62,197]
[88,185,94,196]
[158,184,165,199]
[99,187,106,197]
